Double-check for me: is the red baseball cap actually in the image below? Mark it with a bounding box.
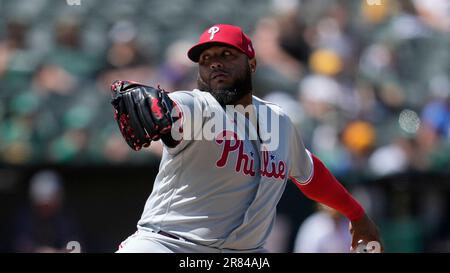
[187,24,255,62]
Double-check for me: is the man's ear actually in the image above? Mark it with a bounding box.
[249,58,257,73]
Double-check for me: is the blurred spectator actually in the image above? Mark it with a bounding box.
[0,20,41,92]
[340,120,376,173]
[156,40,197,92]
[369,138,410,176]
[342,120,376,158]
[309,49,343,77]
[417,76,450,171]
[252,16,303,96]
[298,74,345,121]
[97,20,155,88]
[49,17,101,78]
[293,204,351,253]
[413,0,450,33]
[12,170,82,253]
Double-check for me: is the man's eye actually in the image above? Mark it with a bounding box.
[223,51,231,56]
[202,55,210,61]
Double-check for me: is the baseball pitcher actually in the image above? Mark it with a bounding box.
[111,24,382,253]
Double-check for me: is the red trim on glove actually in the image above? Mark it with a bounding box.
[290,153,365,221]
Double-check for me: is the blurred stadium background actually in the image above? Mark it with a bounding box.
[0,0,449,252]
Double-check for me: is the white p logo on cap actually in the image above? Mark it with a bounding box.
[208,26,220,40]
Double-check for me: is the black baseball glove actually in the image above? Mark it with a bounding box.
[110,80,177,151]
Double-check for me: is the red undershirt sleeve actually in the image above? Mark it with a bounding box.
[290,152,365,221]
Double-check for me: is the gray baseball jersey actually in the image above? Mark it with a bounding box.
[136,89,313,251]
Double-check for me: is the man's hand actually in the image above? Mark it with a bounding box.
[349,214,383,253]
[110,80,177,150]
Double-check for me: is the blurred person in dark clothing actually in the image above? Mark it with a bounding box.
[12,170,82,253]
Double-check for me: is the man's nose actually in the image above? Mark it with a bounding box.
[210,61,223,70]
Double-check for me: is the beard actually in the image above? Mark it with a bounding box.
[197,67,252,107]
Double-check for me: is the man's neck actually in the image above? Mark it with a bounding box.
[234,92,253,107]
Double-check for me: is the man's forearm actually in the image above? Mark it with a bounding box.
[290,153,365,221]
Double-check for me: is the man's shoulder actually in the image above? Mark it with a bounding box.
[171,89,215,101]
[253,95,289,119]
[170,89,210,97]
[168,89,213,106]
